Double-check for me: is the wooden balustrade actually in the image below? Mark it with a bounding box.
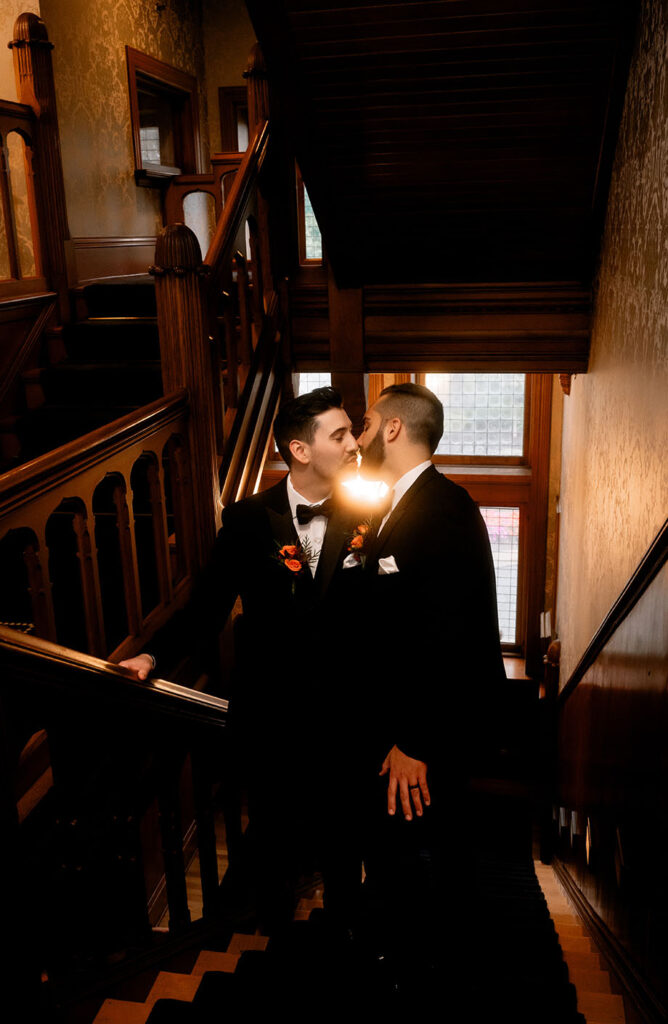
[0,625,228,981]
[0,391,195,663]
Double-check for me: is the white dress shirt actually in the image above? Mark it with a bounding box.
[287,475,331,574]
[378,460,433,536]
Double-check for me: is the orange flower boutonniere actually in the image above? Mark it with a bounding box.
[346,520,373,567]
[274,538,315,593]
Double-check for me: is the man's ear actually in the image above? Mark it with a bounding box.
[384,417,402,443]
[289,438,310,466]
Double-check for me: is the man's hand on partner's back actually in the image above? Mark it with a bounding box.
[380,744,430,821]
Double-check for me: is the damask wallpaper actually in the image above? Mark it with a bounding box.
[557,0,668,683]
[40,0,210,238]
[203,0,256,154]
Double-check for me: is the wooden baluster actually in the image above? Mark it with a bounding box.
[10,14,71,320]
[167,437,195,581]
[221,293,239,413]
[151,224,220,568]
[71,505,106,657]
[246,214,265,329]
[233,250,253,370]
[191,745,220,919]
[23,537,57,641]
[157,747,191,932]
[146,458,173,607]
[0,134,20,279]
[112,478,143,636]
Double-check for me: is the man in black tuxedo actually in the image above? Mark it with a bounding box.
[354,382,506,961]
[121,386,361,923]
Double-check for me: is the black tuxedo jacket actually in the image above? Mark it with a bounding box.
[361,464,506,769]
[152,477,362,741]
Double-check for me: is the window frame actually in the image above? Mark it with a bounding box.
[296,165,323,267]
[416,372,552,667]
[126,46,202,186]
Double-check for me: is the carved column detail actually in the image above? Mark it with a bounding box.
[112,480,143,636]
[151,225,220,568]
[10,14,71,319]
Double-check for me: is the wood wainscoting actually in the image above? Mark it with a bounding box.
[71,236,158,284]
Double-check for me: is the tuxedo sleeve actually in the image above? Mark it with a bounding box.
[147,504,246,677]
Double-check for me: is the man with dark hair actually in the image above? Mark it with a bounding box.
[354,381,505,967]
[121,386,360,926]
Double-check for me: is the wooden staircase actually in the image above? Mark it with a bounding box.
[81,862,630,1023]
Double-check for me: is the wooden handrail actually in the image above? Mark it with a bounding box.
[0,389,188,516]
[0,97,34,127]
[0,625,228,726]
[204,119,270,293]
[558,518,668,703]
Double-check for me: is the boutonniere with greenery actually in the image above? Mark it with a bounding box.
[346,520,373,567]
[274,539,315,594]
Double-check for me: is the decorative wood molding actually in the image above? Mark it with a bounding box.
[125,46,202,182]
[553,858,667,1024]
[558,519,668,703]
[71,236,157,284]
[10,13,71,321]
[152,225,219,568]
[0,390,187,516]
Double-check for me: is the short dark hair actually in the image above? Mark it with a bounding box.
[377,382,444,454]
[273,385,343,465]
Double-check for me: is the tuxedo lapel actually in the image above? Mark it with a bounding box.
[366,464,439,563]
[313,504,349,597]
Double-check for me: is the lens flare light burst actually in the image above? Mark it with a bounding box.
[341,451,389,503]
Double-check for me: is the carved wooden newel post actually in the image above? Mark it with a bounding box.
[10,14,71,320]
[151,224,220,570]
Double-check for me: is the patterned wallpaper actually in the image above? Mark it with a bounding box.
[40,0,210,238]
[203,0,256,154]
[557,0,668,683]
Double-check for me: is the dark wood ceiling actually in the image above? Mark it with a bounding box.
[246,0,638,287]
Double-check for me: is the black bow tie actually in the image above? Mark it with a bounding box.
[296,499,333,525]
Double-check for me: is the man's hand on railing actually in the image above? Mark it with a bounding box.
[118,654,155,680]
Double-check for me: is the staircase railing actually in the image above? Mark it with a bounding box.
[0,624,229,1009]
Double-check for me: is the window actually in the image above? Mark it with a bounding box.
[126,47,202,185]
[296,372,331,396]
[296,166,323,264]
[218,86,249,152]
[417,372,551,665]
[425,372,526,458]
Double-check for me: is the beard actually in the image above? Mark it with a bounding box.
[361,427,386,470]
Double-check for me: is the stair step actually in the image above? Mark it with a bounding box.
[64,319,160,361]
[38,361,162,406]
[568,969,612,993]
[83,275,157,318]
[145,971,201,1005]
[226,933,269,954]
[191,950,239,974]
[577,991,626,1023]
[93,998,151,1024]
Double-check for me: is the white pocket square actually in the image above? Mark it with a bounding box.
[342,552,361,569]
[378,555,399,575]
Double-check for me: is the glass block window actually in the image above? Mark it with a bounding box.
[303,185,323,261]
[480,506,520,644]
[297,372,331,396]
[425,373,525,456]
